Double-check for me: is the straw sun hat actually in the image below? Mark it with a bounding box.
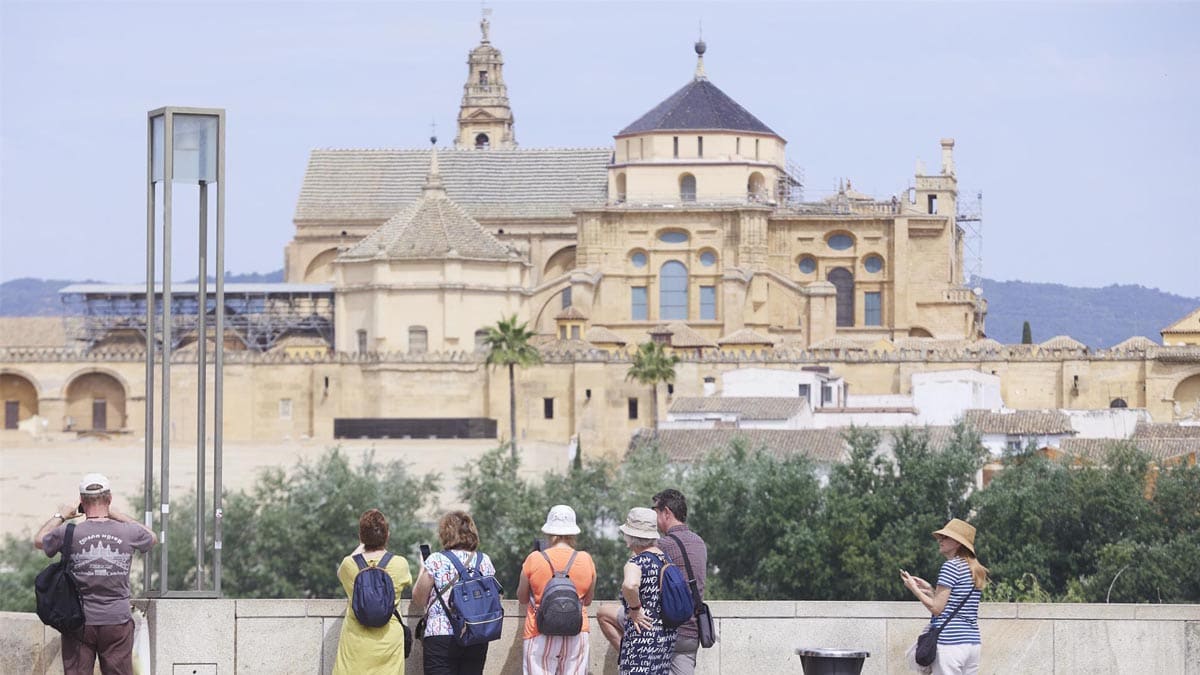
[932,518,976,555]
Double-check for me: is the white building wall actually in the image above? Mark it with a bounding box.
[1065,409,1151,438]
[912,370,1003,425]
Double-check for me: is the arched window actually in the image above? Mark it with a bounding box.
[748,172,766,201]
[408,326,428,354]
[615,173,627,202]
[679,173,696,203]
[827,267,854,327]
[1110,398,1128,408]
[474,133,490,150]
[474,329,489,352]
[660,261,688,320]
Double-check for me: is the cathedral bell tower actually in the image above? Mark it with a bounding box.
[456,11,517,150]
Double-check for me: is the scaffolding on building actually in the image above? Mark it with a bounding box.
[59,283,335,353]
[957,190,984,287]
[776,161,806,206]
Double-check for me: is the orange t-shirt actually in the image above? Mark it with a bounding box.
[520,546,596,638]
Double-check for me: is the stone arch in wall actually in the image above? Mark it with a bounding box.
[1,371,40,430]
[827,267,854,327]
[304,248,340,283]
[748,172,767,201]
[615,173,627,201]
[909,327,934,338]
[1173,373,1200,418]
[543,246,576,281]
[64,371,127,432]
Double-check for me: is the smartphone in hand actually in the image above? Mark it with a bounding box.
[419,544,431,561]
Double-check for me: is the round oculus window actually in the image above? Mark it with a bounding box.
[631,252,647,268]
[864,255,884,273]
[798,257,817,274]
[828,234,854,250]
[700,251,716,267]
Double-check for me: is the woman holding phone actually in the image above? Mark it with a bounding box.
[410,511,496,675]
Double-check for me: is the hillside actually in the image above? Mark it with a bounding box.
[979,279,1198,348]
[1,273,1195,348]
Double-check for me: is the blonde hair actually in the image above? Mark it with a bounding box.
[958,550,989,590]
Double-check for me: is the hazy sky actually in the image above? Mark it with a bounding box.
[2,1,1198,297]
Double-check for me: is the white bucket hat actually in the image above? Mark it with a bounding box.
[541,504,581,536]
[618,507,659,540]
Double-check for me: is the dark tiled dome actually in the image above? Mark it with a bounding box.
[618,78,776,136]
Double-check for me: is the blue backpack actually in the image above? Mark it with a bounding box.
[658,554,695,629]
[435,551,504,645]
[351,552,400,628]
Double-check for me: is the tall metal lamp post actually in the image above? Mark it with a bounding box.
[145,107,225,597]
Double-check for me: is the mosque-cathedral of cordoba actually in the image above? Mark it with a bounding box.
[2,17,1199,458]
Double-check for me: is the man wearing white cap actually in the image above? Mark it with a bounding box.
[34,473,157,675]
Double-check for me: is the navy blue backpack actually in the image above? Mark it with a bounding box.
[434,551,504,645]
[657,554,695,629]
[351,552,400,628]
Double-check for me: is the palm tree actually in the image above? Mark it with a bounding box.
[626,340,680,429]
[484,314,543,459]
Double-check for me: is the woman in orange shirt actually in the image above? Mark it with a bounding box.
[516,505,596,675]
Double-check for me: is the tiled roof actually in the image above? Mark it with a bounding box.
[555,306,588,321]
[630,428,847,463]
[294,148,610,222]
[0,317,68,348]
[808,336,870,350]
[971,338,1005,350]
[893,337,971,351]
[618,78,777,136]
[652,322,716,349]
[1040,335,1087,350]
[339,186,515,261]
[717,328,776,346]
[1111,336,1159,350]
[963,409,1075,436]
[1132,423,1200,439]
[1161,307,1200,334]
[584,326,626,344]
[668,396,807,420]
[1059,438,1199,463]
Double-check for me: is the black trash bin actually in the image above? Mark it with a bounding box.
[795,647,870,675]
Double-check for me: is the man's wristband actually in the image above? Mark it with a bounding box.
[53,513,64,520]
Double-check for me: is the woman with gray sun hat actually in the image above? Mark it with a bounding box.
[616,507,677,675]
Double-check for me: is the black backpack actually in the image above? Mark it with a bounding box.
[351,552,400,628]
[35,523,85,633]
[535,549,583,636]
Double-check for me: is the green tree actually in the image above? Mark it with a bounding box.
[0,533,50,612]
[1021,320,1033,344]
[162,447,439,598]
[626,341,680,428]
[484,314,543,458]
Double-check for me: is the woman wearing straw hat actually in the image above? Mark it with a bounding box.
[517,505,596,675]
[901,518,989,675]
[616,507,677,675]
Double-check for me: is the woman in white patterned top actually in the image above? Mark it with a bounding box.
[901,518,989,675]
[410,511,496,675]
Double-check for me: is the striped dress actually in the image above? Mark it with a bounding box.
[931,557,981,645]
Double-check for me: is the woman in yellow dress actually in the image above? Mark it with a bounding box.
[333,508,413,674]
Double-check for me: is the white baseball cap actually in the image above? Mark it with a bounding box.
[79,473,111,495]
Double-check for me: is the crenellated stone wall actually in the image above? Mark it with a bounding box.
[3,600,1197,674]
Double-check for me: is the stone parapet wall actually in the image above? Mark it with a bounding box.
[3,600,1197,674]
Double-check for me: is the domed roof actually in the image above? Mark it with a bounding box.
[618,78,777,137]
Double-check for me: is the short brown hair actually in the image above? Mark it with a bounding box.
[359,509,389,549]
[438,511,480,551]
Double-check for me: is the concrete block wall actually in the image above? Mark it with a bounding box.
[2,600,1198,674]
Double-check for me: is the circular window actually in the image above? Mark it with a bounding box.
[700,251,716,267]
[631,251,647,268]
[798,256,817,274]
[659,231,689,244]
[864,255,884,273]
[828,234,854,250]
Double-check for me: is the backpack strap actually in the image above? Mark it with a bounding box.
[62,523,76,561]
[666,532,702,609]
[430,551,464,620]
[442,549,475,579]
[378,551,394,569]
[352,553,368,571]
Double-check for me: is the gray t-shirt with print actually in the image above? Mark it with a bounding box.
[43,519,155,625]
